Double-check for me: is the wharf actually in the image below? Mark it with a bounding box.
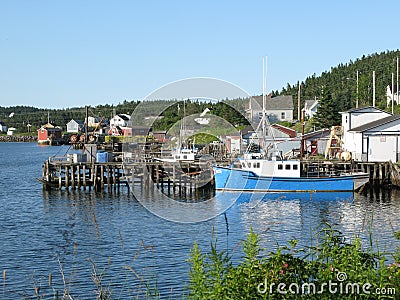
[40,159,215,193]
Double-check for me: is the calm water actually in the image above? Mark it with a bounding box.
[0,143,399,299]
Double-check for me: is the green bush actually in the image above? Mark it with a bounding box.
[187,224,400,299]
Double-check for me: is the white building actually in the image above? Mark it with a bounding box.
[247,95,294,124]
[341,106,400,162]
[87,116,102,127]
[304,99,319,119]
[0,122,7,133]
[7,127,16,135]
[109,114,131,127]
[386,85,399,107]
[66,119,84,133]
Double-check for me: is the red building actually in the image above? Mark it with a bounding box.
[37,123,62,145]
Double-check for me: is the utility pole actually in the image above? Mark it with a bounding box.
[392,73,395,114]
[372,71,376,107]
[85,105,88,141]
[397,56,399,108]
[297,83,301,121]
[356,70,359,108]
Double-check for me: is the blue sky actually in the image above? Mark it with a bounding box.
[0,0,399,108]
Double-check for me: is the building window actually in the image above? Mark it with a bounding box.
[281,112,286,120]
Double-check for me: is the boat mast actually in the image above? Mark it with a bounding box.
[262,57,267,149]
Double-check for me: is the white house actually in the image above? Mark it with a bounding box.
[87,116,102,127]
[109,114,131,128]
[386,85,399,107]
[304,99,319,119]
[347,115,400,162]
[340,106,400,162]
[66,119,84,133]
[7,127,16,135]
[0,122,7,133]
[247,95,294,124]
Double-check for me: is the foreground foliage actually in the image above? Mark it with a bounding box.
[188,224,400,299]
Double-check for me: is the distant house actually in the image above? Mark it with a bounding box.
[0,122,7,133]
[87,116,102,127]
[386,85,399,107]
[153,130,168,142]
[123,126,151,137]
[304,99,319,119]
[247,95,294,124]
[66,119,84,133]
[110,114,131,127]
[37,123,62,144]
[7,127,16,136]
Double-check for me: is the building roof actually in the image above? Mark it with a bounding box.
[67,119,83,125]
[304,99,318,109]
[303,128,330,139]
[271,124,297,138]
[251,95,294,110]
[340,106,390,115]
[118,114,131,121]
[349,114,400,132]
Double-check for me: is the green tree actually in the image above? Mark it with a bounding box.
[312,89,341,129]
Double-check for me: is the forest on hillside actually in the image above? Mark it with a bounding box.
[280,49,400,127]
[1,50,399,133]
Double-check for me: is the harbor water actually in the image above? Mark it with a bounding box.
[0,143,399,299]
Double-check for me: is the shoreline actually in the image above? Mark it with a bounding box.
[0,135,37,142]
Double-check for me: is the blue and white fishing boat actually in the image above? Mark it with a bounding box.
[213,153,370,192]
[213,58,369,193]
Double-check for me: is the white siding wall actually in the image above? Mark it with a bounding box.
[368,136,397,162]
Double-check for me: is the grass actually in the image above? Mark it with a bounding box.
[187,223,400,299]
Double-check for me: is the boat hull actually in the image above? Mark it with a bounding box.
[213,166,369,192]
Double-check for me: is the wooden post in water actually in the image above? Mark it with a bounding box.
[113,165,117,191]
[59,166,62,189]
[65,166,69,189]
[83,164,87,188]
[77,165,81,188]
[131,166,135,192]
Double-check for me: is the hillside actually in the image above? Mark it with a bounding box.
[1,49,399,133]
[279,49,400,121]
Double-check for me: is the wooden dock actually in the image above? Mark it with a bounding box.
[40,159,215,193]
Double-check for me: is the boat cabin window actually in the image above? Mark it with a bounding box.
[278,164,283,170]
[247,162,251,168]
[241,163,245,168]
[285,164,291,170]
[183,155,187,159]
[293,164,298,170]
[253,162,260,168]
